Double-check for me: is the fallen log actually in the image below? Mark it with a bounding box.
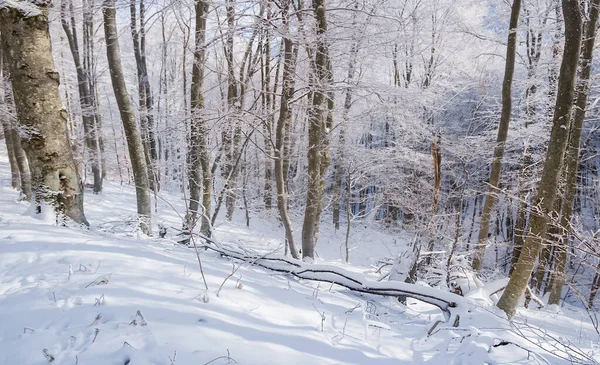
[197,241,465,326]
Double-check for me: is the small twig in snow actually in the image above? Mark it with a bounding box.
[85,274,111,288]
[89,314,101,327]
[203,349,238,364]
[42,349,55,363]
[169,350,177,365]
[313,304,326,332]
[94,294,105,306]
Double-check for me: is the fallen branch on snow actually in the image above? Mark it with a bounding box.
[197,241,465,325]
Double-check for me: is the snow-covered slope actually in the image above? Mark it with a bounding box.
[0,149,599,364]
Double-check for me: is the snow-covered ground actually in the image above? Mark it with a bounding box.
[0,149,599,364]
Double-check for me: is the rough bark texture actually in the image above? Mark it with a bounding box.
[189,0,212,237]
[0,4,88,225]
[548,0,599,305]
[301,0,333,260]
[472,0,521,272]
[275,0,300,259]
[497,0,582,319]
[103,0,152,235]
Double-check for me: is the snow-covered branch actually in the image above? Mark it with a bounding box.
[199,242,465,324]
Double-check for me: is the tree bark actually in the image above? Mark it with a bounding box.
[301,0,333,260]
[472,0,521,272]
[103,0,152,235]
[497,0,582,319]
[61,0,102,193]
[548,0,600,306]
[1,118,19,189]
[0,52,19,189]
[0,3,88,225]
[189,0,212,237]
[130,0,157,192]
[275,0,300,259]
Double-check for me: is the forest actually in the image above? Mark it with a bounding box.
[2,0,600,363]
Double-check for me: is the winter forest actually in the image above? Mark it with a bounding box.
[3,0,600,363]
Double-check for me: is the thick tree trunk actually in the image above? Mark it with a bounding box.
[301,0,333,260]
[0,4,88,225]
[61,0,102,193]
[472,0,521,272]
[103,0,152,235]
[497,0,582,319]
[548,0,600,306]
[189,0,212,237]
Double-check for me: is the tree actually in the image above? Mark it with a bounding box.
[472,0,521,272]
[1,48,30,198]
[130,0,158,192]
[497,0,583,319]
[275,0,301,259]
[547,0,600,305]
[301,0,334,260]
[0,0,88,225]
[103,0,152,235]
[60,0,103,193]
[188,0,212,237]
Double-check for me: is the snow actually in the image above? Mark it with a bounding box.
[0,0,42,18]
[0,147,599,364]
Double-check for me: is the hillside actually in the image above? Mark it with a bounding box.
[0,149,598,365]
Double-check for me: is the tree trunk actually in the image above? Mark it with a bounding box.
[2,72,32,200]
[497,0,582,319]
[274,0,300,259]
[472,0,521,272]
[0,3,88,225]
[130,0,157,193]
[1,119,19,189]
[61,0,102,193]
[548,0,599,306]
[103,0,152,235]
[0,53,19,189]
[301,0,333,260]
[189,0,212,237]
[261,9,273,211]
[511,152,532,274]
[333,3,360,230]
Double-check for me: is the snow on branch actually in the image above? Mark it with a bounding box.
[198,241,466,324]
[0,0,43,17]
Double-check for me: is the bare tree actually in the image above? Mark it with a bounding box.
[548,0,600,306]
[497,0,582,319]
[188,0,212,237]
[103,0,152,234]
[60,0,102,193]
[301,0,334,260]
[472,0,522,272]
[275,0,300,259]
